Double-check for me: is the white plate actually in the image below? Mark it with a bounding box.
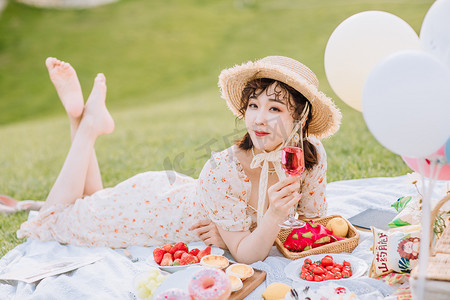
[285,253,368,286]
[153,265,204,296]
[146,242,224,273]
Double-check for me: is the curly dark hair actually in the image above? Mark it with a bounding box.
[235,78,318,170]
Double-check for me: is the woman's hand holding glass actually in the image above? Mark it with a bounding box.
[266,176,302,223]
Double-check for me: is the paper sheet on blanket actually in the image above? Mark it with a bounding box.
[0,256,103,283]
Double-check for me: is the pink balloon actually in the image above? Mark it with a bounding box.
[402,146,450,180]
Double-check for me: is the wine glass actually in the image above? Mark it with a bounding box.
[279,121,305,229]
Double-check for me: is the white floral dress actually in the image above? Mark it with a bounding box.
[18,137,327,248]
[198,136,327,232]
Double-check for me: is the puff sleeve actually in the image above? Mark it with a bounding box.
[197,150,252,232]
[297,137,327,218]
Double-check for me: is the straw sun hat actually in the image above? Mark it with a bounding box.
[218,55,342,139]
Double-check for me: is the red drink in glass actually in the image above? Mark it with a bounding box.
[281,146,305,176]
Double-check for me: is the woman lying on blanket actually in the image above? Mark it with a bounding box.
[18,56,341,264]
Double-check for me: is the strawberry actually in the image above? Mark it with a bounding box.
[189,248,200,256]
[173,250,185,260]
[153,247,165,264]
[180,253,196,265]
[161,244,172,252]
[169,242,188,254]
[197,246,211,260]
[172,259,181,266]
[160,252,174,266]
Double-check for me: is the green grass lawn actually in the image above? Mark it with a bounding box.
[0,0,432,257]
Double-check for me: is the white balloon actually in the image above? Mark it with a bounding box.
[362,50,450,157]
[325,11,420,112]
[420,0,450,70]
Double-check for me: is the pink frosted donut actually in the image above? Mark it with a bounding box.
[154,288,192,300]
[188,268,232,300]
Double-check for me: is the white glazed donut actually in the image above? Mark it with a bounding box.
[188,268,232,300]
[154,288,191,300]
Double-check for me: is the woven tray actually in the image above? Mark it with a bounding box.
[275,215,360,260]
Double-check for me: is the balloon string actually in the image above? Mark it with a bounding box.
[416,159,427,300]
[416,157,440,300]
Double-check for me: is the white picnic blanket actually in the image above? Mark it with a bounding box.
[0,175,448,299]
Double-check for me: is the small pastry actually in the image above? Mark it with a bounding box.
[228,274,243,292]
[200,255,230,269]
[225,263,254,280]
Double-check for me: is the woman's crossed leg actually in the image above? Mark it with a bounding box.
[42,59,114,210]
[46,57,107,197]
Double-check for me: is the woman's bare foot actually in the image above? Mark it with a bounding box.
[45,57,84,122]
[81,73,115,136]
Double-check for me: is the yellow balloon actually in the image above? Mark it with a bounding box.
[324,11,420,112]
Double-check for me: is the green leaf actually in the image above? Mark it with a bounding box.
[392,196,412,212]
[388,218,411,228]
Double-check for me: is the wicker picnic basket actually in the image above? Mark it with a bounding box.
[411,194,450,282]
[275,214,360,260]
